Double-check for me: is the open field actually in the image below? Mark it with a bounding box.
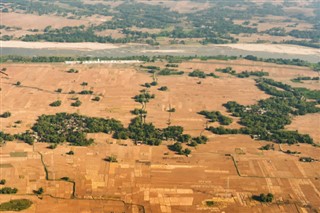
[0,59,319,212]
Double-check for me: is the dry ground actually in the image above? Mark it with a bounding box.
[0,59,319,212]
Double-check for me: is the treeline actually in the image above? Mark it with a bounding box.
[188,70,219,78]
[244,55,320,71]
[207,78,319,144]
[199,111,232,125]
[281,40,320,49]
[291,76,319,83]
[216,67,269,78]
[2,54,318,72]
[0,55,238,63]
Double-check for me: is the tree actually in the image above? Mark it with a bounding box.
[0,112,11,118]
[66,150,74,155]
[92,96,100,101]
[15,81,21,86]
[33,187,44,195]
[0,180,6,185]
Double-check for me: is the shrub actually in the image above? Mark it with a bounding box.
[71,100,82,107]
[79,90,93,95]
[0,179,6,185]
[55,88,62,93]
[167,108,176,112]
[61,177,70,181]
[92,96,100,102]
[49,100,62,107]
[150,81,158,86]
[47,143,57,149]
[158,86,168,91]
[15,81,21,86]
[66,68,78,73]
[105,155,117,162]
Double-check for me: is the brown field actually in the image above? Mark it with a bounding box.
[0,12,109,37]
[0,12,91,30]
[136,0,210,13]
[0,59,319,212]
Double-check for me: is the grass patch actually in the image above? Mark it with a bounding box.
[0,199,32,211]
[10,152,27,157]
[0,164,13,168]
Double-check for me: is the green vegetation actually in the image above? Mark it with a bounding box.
[105,155,118,163]
[47,143,57,149]
[199,111,232,125]
[188,70,220,79]
[92,96,100,102]
[0,187,18,194]
[0,180,6,185]
[216,67,236,74]
[71,100,82,107]
[29,113,123,145]
[253,193,274,203]
[208,78,319,145]
[15,81,21,86]
[61,177,70,181]
[188,136,209,147]
[14,131,34,145]
[158,86,168,91]
[299,157,316,162]
[189,70,207,78]
[5,1,317,46]
[55,88,62,93]
[291,76,319,83]
[133,91,155,104]
[66,68,78,73]
[169,142,192,156]
[236,71,269,78]
[284,150,301,155]
[79,90,93,95]
[244,55,320,71]
[66,150,74,155]
[216,67,268,78]
[0,112,11,118]
[33,187,44,195]
[167,108,176,113]
[158,68,184,76]
[0,199,32,211]
[259,144,275,150]
[131,108,147,116]
[205,201,215,207]
[49,100,62,107]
